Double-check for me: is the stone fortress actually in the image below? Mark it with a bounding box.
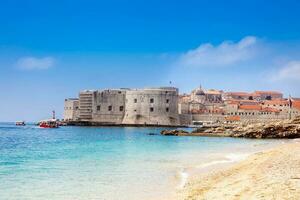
[64,86,300,126]
[64,87,179,126]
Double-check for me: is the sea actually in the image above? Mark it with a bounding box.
[0,123,285,200]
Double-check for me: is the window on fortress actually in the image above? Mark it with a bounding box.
[150,107,154,112]
[150,98,154,103]
[166,108,169,112]
[166,99,169,103]
[97,106,101,111]
[108,106,112,111]
[119,106,124,111]
[134,99,137,103]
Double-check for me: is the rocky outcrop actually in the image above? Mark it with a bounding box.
[160,129,189,136]
[231,118,300,138]
[161,116,300,139]
[191,125,234,137]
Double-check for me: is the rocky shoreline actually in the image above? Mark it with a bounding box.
[161,116,300,138]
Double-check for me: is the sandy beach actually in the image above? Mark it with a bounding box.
[177,141,300,200]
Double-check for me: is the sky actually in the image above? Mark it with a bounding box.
[1,0,300,121]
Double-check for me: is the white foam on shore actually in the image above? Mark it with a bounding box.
[225,153,250,162]
[196,153,250,169]
[293,138,300,143]
[177,153,251,189]
[178,169,189,189]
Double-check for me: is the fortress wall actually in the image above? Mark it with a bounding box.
[192,114,225,122]
[92,90,126,124]
[78,91,95,121]
[191,113,298,124]
[122,88,179,126]
[179,114,193,126]
[64,98,79,121]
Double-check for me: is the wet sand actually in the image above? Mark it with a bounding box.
[177,140,300,200]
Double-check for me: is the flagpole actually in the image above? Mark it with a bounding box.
[289,95,292,120]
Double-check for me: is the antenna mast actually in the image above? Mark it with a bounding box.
[52,110,56,119]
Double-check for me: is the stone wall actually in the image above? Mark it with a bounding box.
[178,103,190,114]
[179,114,193,125]
[70,87,180,126]
[92,89,126,124]
[122,87,179,126]
[78,90,95,121]
[64,98,79,121]
[190,112,299,124]
[192,114,225,123]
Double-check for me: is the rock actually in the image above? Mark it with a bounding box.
[229,117,300,139]
[160,129,189,136]
[292,116,300,124]
[161,116,300,138]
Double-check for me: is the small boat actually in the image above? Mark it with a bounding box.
[38,110,59,128]
[16,121,26,126]
[39,119,59,128]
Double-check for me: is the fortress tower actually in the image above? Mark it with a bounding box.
[122,87,179,126]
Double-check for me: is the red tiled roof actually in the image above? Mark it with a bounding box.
[225,116,241,121]
[190,109,206,114]
[226,99,259,105]
[226,92,250,96]
[254,91,283,95]
[238,105,281,113]
[227,101,239,105]
[239,105,262,111]
[292,100,300,111]
[249,93,260,97]
[261,107,280,113]
[263,99,289,105]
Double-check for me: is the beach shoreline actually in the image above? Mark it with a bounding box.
[174,139,300,200]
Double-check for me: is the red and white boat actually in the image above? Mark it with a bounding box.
[39,119,59,128]
[38,110,59,128]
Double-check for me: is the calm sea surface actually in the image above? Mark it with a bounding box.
[0,123,283,200]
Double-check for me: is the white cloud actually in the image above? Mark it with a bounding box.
[16,56,55,70]
[177,36,258,68]
[274,61,300,81]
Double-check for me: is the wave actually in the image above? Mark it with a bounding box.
[196,153,250,169]
[177,153,250,189]
[178,169,189,189]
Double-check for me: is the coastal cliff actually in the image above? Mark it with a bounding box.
[161,116,300,138]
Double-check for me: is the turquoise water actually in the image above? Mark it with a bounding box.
[0,123,283,200]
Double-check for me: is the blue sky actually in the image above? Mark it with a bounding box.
[1,0,300,121]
